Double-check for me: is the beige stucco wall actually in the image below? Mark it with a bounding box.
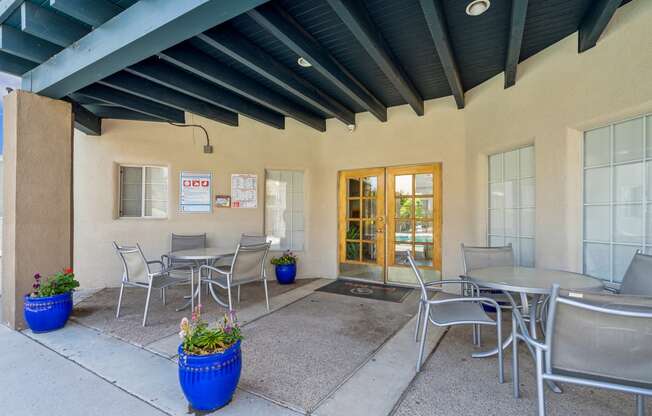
[2,91,72,328]
[72,0,651,288]
[74,98,467,288]
[464,0,652,272]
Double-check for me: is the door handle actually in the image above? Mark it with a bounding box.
[376,216,385,233]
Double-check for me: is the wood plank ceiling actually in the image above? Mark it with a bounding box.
[0,0,634,135]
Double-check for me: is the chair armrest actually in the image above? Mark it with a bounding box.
[424,279,480,296]
[198,264,230,276]
[511,306,547,350]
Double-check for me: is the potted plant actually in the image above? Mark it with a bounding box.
[270,250,297,284]
[24,268,80,333]
[178,307,243,412]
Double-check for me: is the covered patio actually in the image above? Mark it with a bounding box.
[0,0,651,415]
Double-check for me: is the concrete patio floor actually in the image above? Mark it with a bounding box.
[1,280,648,415]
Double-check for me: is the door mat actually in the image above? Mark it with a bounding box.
[316,279,413,303]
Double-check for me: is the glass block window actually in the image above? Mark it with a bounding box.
[583,114,652,282]
[119,165,168,218]
[265,170,305,251]
[488,146,536,266]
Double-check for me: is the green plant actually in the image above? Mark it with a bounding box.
[346,226,360,260]
[270,250,297,265]
[30,268,80,298]
[180,307,243,355]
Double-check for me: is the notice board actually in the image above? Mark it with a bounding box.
[231,174,257,208]
[180,171,212,213]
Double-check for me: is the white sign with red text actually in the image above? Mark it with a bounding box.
[231,174,257,208]
[180,171,212,213]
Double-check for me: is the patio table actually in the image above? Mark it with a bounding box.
[168,247,235,311]
[465,266,603,392]
[466,266,603,354]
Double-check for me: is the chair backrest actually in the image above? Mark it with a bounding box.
[240,233,268,246]
[113,241,150,283]
[229,242,270,284]
[405,250,429,301]
[170,233,207,252]
[545,285,652,388]
[620,251,652,296]
[460,243,514,275]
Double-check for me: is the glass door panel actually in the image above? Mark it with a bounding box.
[386,164,442,284]
[338,168,385,282]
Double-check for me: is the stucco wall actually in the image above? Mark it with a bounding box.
[73,0,651,288]
[463,0,652,272]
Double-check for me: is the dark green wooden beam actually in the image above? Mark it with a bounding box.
[504,0,528,89]
[127,59,285,129]
[0,49,35,75]
[22,0,270,98]
[578,0,621,53]
[49,0,123,27]
[0,24,61,63]
[326,0,423,116]
[67,99,102,135]
[159,45,325,132]
[0,0,22,24]
[77,83,185,122]
[248,3,387,122]
[84,104,162,122]
[20,2,89,47]
[99,72,238,126]
[198,26,355,126]
[418,0,464,109]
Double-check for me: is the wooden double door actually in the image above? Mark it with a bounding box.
[338,164,442,285]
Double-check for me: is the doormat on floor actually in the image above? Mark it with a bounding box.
[316,280,413,303]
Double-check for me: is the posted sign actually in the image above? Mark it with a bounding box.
[180,172,212,213]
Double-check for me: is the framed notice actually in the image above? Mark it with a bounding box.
[180,171,212,213]
[231,174,257,208]
[215,195,231,208]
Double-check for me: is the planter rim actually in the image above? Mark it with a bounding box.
[178,339,241,361]
[24,291,73,301]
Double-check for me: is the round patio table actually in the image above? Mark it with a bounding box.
[466,266,603,394]
[169,247,235,311]
[465,266,603,357]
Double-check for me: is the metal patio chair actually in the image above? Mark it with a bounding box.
[161,233,207,268]
[407,251,504,380]
[605,250,652,296]
[239,233,268,246]
[113,242,189,326]
[460,243,516,345]
[198,242,271,312]
[511,284,652,416]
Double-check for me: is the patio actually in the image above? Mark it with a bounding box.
[4,279,648,415]
[0,0,651,415]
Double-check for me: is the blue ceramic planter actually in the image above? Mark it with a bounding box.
[275,264,296,284]
[23,292,73,333]
[178,340,242,412]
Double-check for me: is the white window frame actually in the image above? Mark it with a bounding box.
[118,164,169,219]
[581,113,652,282]
[487,145,536,266]
[264,169,305,252]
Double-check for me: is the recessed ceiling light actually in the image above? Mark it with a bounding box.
[466,0,490,16]
[297,57,312,68]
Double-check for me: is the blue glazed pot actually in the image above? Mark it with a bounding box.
[23,292,73,333]
[275,264,296,284]
[178,340,242,412]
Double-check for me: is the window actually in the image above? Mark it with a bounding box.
[265,170,304,251]
[583,114,652,282]
[488,146,536,266]
[119,165,168,218]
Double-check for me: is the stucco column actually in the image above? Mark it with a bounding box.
[1,90,73,329]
